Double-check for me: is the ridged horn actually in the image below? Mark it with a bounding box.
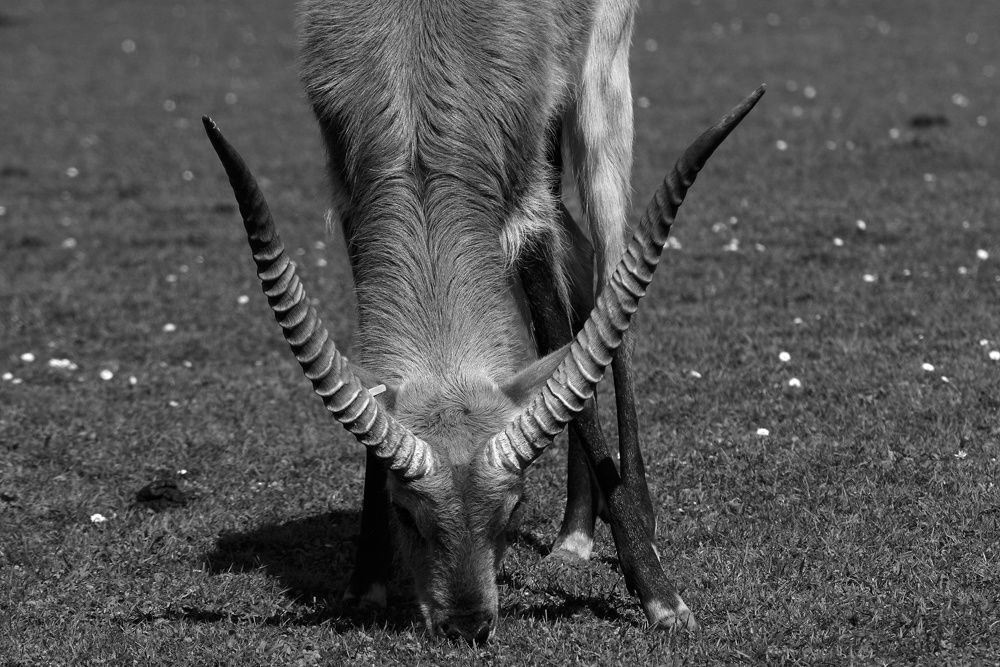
[486,85,765,472]
[202,116,434,480]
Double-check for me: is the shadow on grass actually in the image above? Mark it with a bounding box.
[158,514,625,631]
[204,511,359,600]
[188,510,417,632]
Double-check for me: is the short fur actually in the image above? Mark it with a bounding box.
[297,0,640,641]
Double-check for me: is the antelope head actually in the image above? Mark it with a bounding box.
[203,86,762,643]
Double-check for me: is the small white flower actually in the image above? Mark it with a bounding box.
[923,173,936,183]
[958,266,968,276]
[20,352,35,363]
[99,369,114,381]
[314,240,326,250]
[48,358,78,370]
[182,170,194,181]
[862,273,877,283]
[754,243,766,252]
[778,351,791,363]
[316,257,328,267]
[788,377,802,388]
[756,428,770,436]
[644,38,658,51]
[121,39,136,53]
[169,400,180,407]
[856,219,867,231]
[237,295,250,305]
[775,140,788,151]
[921,362,935,372]
[989,350,1000,361]
[977,249,989,261]
[11,378,23,385]
[951,93,970,108]
[163,323,177,333]
[688,370,702,379]
[980,339,990,347]
[954,450,968,460]
[977,115,988,127]
[803,85,817,99]
[177,469,188,476]
[61,237,77,249]
[163,99,177,112]
[90,513,108,523]
[637,96,650,109]
[723,238,740,252]
[165,274,178,283]
[66,167,79,178]
[129,375,138,385]
[2,372,13,381]
[888,128,901,140]
[182,360,193,369]
[833,237,844,247]
[793,317,804,325]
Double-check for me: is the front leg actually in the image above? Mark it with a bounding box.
[566,0,656,541]
[517,205,601,561]
[343,449,391,608]
[518,204,693,630]
[612,333,658,543]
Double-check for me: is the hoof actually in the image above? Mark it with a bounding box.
[545,546,589,564]
[549,530,593,561]
[646,599,697,632]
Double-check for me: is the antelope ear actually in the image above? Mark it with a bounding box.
[350,362,400,408]
[500,344,572,407]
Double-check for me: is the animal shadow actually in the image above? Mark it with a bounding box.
[201,510,415,631]
[196,514,624,630]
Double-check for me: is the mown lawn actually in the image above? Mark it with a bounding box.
[2,0,998,664]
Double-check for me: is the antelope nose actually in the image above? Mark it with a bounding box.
[439,614,495,644]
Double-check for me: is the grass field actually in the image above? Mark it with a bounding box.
[2,0,999,664]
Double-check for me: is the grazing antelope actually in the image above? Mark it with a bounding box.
[205,0,762,643]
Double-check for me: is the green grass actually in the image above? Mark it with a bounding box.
[2,0,999,663]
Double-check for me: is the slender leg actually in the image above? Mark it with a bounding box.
[517,207,602,560]
[612,335,657,542]
[565,0,656,542]
[343,449,391,608]
[519,206,692,629]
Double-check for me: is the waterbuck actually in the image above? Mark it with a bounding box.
[205,0,762,643]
